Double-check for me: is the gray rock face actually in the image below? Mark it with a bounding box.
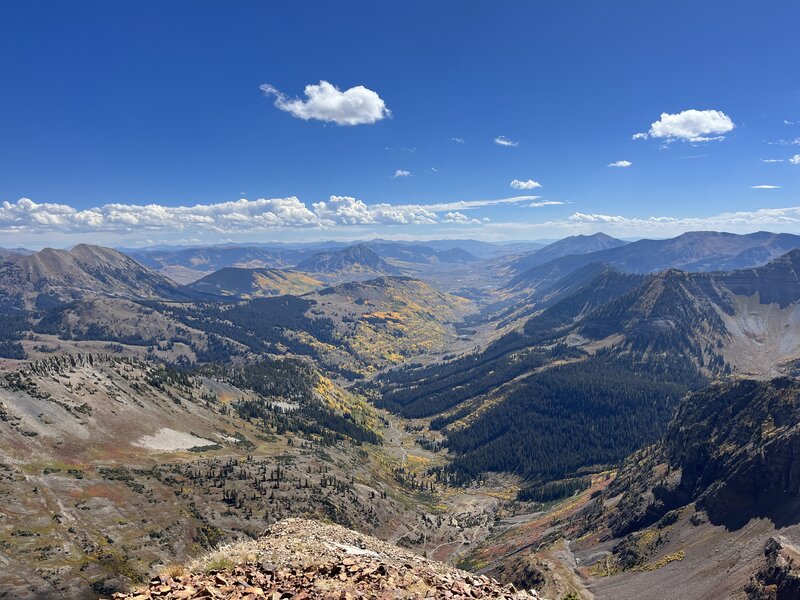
[746,536,800,599]
[596,378,800,537]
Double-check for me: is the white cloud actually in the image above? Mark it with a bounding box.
[633,109,734,143]
[768,138,800,146]
[313,197,440,226]
[443,211,481,225]
[528,201,566,208]
[259,80,390,126]
[392,170,411,178]
[561,206,800,233]
[510,179,542,190]
[761,159,784,163]
[494,135,519,147]
[1,194,533,236]
[631,133,648,140]
[751,185,781,189]
[423,195,538,212]
[790,154,800,165]
[0,197,320,235]
[472,205,800,241]
[311,196,375,225]
[450,137,465,144]
[608,160,632,168]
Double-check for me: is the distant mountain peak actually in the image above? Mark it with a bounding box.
[0,243,184,308]
[509,232,627,274]
[296,244,401,277]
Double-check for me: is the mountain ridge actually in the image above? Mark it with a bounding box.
[187,266,323,298]
[0,244,187,308]
[296,243,403,280]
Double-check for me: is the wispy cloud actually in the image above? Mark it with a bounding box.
[751,184,781,189]
[494,135,519,147]
[450,137,465,144]
[259,80,390,126]
[392,170,411,178]
[633,109,734,143]
[510,179,542,190]
[422,195,538,212]
[560,206,800,233]
[529,201,566,208]
[761,159,785,163]
[607,160,632,168]
[767,138,800,146]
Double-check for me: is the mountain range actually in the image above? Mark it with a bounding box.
[5,231,800,598]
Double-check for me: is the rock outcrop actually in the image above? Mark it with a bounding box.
[746,536,800,599]
[588,377,800,538]
[109,518,543,600]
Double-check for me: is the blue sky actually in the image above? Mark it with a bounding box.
[1,1,800,247]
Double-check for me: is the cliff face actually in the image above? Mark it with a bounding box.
[597,377,800,538]
[108,518,544,600]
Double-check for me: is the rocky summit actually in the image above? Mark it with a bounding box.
[108,519,543,600]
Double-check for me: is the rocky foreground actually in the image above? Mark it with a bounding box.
[108,519,543,600]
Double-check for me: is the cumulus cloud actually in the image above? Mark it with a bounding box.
[608,160,632,168]
[443,211,481,225]
[0,197,320,234]
[392,170,411,178]
[510,179,542,190]
[312,196,439,226]
[1,194,534,235]
[494,135,519,147]
[259,80,390,126]
[633,109,734,143]
[751,185,781,189]
[790,155,800,165]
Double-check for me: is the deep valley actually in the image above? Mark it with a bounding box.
[3,232,800,599]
